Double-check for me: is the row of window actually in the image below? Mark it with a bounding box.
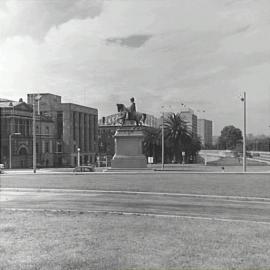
[12,119,50,137]
[36,140,53,154]
[72,112,97,152]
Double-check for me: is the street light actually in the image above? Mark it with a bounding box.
[77,148,80,167]
[161,106,166,169]
[33,94,42,173]
[241,92,247,172]
[161,105,174,169]
[9,132,21,169]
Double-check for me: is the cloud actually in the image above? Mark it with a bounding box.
[0,0,103,39]
[0,0,270,134]
[106,34,152,48]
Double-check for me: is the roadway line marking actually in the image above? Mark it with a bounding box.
[1,188,270,202]
[1,170,270,175]
[1,207,270,225]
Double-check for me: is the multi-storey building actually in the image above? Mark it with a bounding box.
[27,93,98,167]
[197,119,213,147]
[0,98,55,168]
[0,93,98,169]
[180,108,198,136]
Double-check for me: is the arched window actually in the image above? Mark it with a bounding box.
[19,147,27,155]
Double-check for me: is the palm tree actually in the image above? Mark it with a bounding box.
[164,113,191,163]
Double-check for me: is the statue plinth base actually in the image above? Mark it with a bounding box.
[111,126,147,169]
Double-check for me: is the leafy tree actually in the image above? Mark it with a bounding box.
[218,125,243,150]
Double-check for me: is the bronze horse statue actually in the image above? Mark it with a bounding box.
[116,104,146,126]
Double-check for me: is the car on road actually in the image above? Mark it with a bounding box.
[0,164,4,174]
[73,165,95,173]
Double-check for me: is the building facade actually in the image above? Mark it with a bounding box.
[0,93,98,169]
[28,93,98,167]
[197,119,213,147]
[180,109,198,136]
[0,98,55,168]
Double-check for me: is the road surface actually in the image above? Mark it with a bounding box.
[1,188,270,223]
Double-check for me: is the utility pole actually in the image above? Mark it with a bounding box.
[161,110,164,170]
[33,99,36,173]
[241,92,247,172]
[33,94,42,173]
[77,148,80,167]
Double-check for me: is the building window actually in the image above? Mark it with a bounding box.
[15,119,19,133]
[45,142,49,153]
[46,126,49,135]
[57,143,62,153]
[57,111,63,139]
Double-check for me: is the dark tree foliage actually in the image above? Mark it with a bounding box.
[143,113,202,163]
[183,134,202,163]
[218,125,243,150]
[143,127,161,163]
[164,113,201,163]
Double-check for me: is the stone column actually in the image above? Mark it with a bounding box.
[75,112,79,148]
[90,114,94,152]
[80,113,85,152]
[85,114,90,152]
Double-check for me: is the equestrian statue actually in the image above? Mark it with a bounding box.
[116,97,146,126]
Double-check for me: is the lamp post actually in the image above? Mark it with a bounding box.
[9,133,21,169]
[241,92,247,172]
[161,109,164,170]
[33,94,42,173]
[77,148,80,167]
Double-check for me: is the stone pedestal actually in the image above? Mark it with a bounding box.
[111,126,147,169]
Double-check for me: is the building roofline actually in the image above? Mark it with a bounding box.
[27,93,62,98]
[61,102,98,111]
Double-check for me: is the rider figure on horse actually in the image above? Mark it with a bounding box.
[127,97,136,120]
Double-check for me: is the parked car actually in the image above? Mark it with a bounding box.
[73,165,95,173]
[0,164,4,174]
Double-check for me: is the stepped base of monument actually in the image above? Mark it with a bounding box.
[111,155,147,169]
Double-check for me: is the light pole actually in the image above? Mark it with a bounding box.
[241,92,247,172]
[33,94,42,173]
[77,148,80,167]
[9,133,21,169]
[161,109,164,170]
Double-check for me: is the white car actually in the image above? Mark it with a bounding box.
[0,164,4,174]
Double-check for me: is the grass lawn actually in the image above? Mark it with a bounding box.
[1,209,270,269]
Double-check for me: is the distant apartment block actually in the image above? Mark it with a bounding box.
[180,108,198,136]
[197,119,213,147]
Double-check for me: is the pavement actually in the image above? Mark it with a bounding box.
[1,162,270,175]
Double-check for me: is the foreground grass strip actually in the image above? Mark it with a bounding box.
[2,207,270,225]
[1,209,270,269]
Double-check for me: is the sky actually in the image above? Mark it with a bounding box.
[0,0,270,135]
